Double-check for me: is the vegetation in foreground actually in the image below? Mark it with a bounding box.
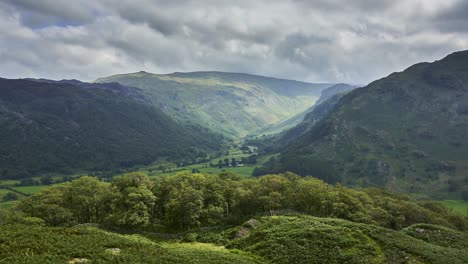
[229,215,468,264]
[0,224,264,264]
[1,172,467,263]
[1,214,467,264]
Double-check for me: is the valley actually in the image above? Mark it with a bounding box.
[1,46,468,264]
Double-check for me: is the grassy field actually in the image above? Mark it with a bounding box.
[0,201,18,209]
[12,185,49,195]
[0,189,22,209]
[0,189,9,199]
[133,147,273,179]
[0,180,20,187]
[440,200,468,216]
[0,185,48,209]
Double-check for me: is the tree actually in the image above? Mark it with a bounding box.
[165,182,204,228]
[462,186,468,202]
[224,158,230,167]
[41,175,53,185]
[63,176,110,224]
[231,158,237,167]
[1,192,18,202]
[241,157,247,164]
[16,186,74,226]
[108,173,157,228]
[247,155,257,164]
[218,160,224,168]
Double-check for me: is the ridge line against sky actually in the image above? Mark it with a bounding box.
[0,0,467,84]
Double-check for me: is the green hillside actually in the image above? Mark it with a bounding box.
[96,71,333,138]
[0,225,265,264]
[0,78,223,179]
[230,216,468,264]
[1,171,467,263]
[265,50,468,198]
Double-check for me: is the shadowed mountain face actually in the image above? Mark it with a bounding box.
[0,78,223,179]
[268,50,468,197]
[96,71,334,138]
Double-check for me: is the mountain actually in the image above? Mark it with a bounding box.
[261,83,357,135]
[0,78,223,179]
[265,50,468,198]
[277,83,358,143]
[95,71,334,138]
[315,83,358,105]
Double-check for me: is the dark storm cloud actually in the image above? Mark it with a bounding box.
[432,0,468,33]
[114,3,181,36]
[0,0,467,83]
[3,0,97,27]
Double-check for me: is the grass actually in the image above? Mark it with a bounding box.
[229,215,468,264]
[137,146,268,179]
[12,185,49,195]
[0,189,9,199]
[198,166,256,178]
[440,200,468,216]
[0,201,18,209]
[0,224,266,264]
[0,180,20,187]
[0,189,22,209]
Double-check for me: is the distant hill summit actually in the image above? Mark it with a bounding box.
[96,71,335,138]
[0,78,223,179]
[263,50,468,198]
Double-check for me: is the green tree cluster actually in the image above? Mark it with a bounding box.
[15,172,468,231]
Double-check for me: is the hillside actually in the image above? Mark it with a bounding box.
[267,50,468,198]
[1,172,467,263]
[0,225,265,264]
[0,78,223,179]
[1,215,467,264]
[262,83,357,136]
[230,216,468,264]
[96,71,333,138]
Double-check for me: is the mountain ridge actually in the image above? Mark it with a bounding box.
[0,78,223,179]
[96,71,336,138]
[260,50,468,198]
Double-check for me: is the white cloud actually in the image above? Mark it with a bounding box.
[0,0,467,83]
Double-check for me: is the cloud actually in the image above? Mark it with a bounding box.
[0,0,467,83]
[3,0,99,27]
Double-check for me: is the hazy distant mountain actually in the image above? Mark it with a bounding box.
[315,83,358,105]
[264,51,468,198]
[0,78,223,179]
[278,84,357,143]
[96,71,334,138]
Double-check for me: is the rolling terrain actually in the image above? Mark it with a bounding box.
[1,172,467,264]
[96,71,334,138]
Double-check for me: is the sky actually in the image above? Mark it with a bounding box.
[0,0,467,84]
